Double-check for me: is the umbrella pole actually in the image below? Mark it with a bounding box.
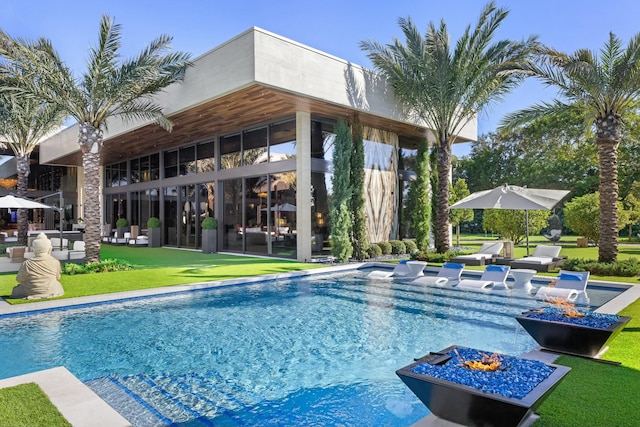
[526,210,530,256]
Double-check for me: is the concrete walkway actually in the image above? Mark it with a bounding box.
[0,367,131,427]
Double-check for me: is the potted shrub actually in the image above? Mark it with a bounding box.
[147,217,161,248]
[115,218,129,238]
[516,306,631,358]
[396,345,570,427]
[201,216,218,253]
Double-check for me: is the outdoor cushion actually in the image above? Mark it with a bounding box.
[531,245,561,258]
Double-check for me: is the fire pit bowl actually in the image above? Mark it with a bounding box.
[396,345,570,427]
[516,307,631,358]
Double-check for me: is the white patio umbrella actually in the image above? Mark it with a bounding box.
[449,184,570,255]
[0,194,63,249]
[0,194,55,210]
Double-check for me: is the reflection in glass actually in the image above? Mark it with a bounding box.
[243,128,268,165]
[220,134,241,170]
[164,150,178,178]
[270,120,296,161]
[180,185,196,248]
[163,186,178,246]
[222,178,243,250]
[197,141,215,173]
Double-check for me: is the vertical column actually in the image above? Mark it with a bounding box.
[296,111,312,262]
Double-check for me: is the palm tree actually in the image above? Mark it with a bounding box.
[500,33,640,263]
[0,92,65,246]
[0,15,191,262]
[360,2,536,253]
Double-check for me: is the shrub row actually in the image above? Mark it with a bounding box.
[563,258,640,277]
[62,258,133,275]
[411,250,464,264]
[362,240,418,259]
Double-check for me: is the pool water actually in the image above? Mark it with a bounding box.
[0,270,623,426]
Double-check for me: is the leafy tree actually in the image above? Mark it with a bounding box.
[564,193,629,244]
[622,189,640,240]
[449,179,473,247]
[350,117,367,260]
[407,139,431,251]
[500,32,640,263]
[361,2,537,253]
[0,90,64,246]
[482,209,549,244]
[329,120,353,262]
[0,15,192,262]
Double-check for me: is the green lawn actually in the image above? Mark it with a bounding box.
[0,247,321,304]
[534,299,640,427]
[0,383,71,427]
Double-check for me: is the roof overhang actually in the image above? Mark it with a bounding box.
[40,27,477,166]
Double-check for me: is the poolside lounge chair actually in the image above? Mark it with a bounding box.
[457,264,511,291]
[367,260,412,278]
[510,245,564,272]
[412,262,465,286]
[535,270,590,303]
[451,242,504,266]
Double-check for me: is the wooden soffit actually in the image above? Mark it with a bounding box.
[50,84,433,166]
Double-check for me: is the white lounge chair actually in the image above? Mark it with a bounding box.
[535,270,590,303]
[367,260,414,278]
[412,262,465,286]
[510,245,563,272]
[457,264,511,291]
[451,242,504,266]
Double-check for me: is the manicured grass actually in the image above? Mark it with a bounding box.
[0,247,321,304]
[0,382,71,427]
[534,299,640,427]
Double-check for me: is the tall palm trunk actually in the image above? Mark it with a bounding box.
[596,114,622,263]
[15,154,30,246]
[79,123,103,263]
[435,142,452,253]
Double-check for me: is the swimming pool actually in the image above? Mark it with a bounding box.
[0,268,625,426]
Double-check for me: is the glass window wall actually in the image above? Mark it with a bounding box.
[269,120,296,161]
[220,134,241,170]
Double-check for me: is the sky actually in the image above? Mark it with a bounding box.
[2,0,639,156]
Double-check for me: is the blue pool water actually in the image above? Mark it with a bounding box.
[0,269,624,426]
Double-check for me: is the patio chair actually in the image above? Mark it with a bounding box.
[451,242,504,266]
[534,270,590,303]
[412,262,465,286]
[543,229,562,243]
[457,264,511,291]
[7,246,26,263]
[510,245,564,272]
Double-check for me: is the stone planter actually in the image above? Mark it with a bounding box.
[516,309,631,358]
[396,345,570,427]
[202,229,217,253]
[147,228,161,248]
[116,226,129,239]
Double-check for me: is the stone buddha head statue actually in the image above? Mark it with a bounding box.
[32,233,52,256]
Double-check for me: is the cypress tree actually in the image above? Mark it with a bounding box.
[350,117,367,260]
[330,120,353,262]
[409,139,431,251]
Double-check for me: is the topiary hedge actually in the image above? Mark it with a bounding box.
[389,240,407,255]
[376,241,392,255]
[366,243,383,258]
[403,240,417,253]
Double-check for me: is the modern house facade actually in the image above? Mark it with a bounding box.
[32,27,476,262]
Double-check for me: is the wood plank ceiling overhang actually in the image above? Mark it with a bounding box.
[51,84,431,166]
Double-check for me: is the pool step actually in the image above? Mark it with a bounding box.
[86,372,261,427]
